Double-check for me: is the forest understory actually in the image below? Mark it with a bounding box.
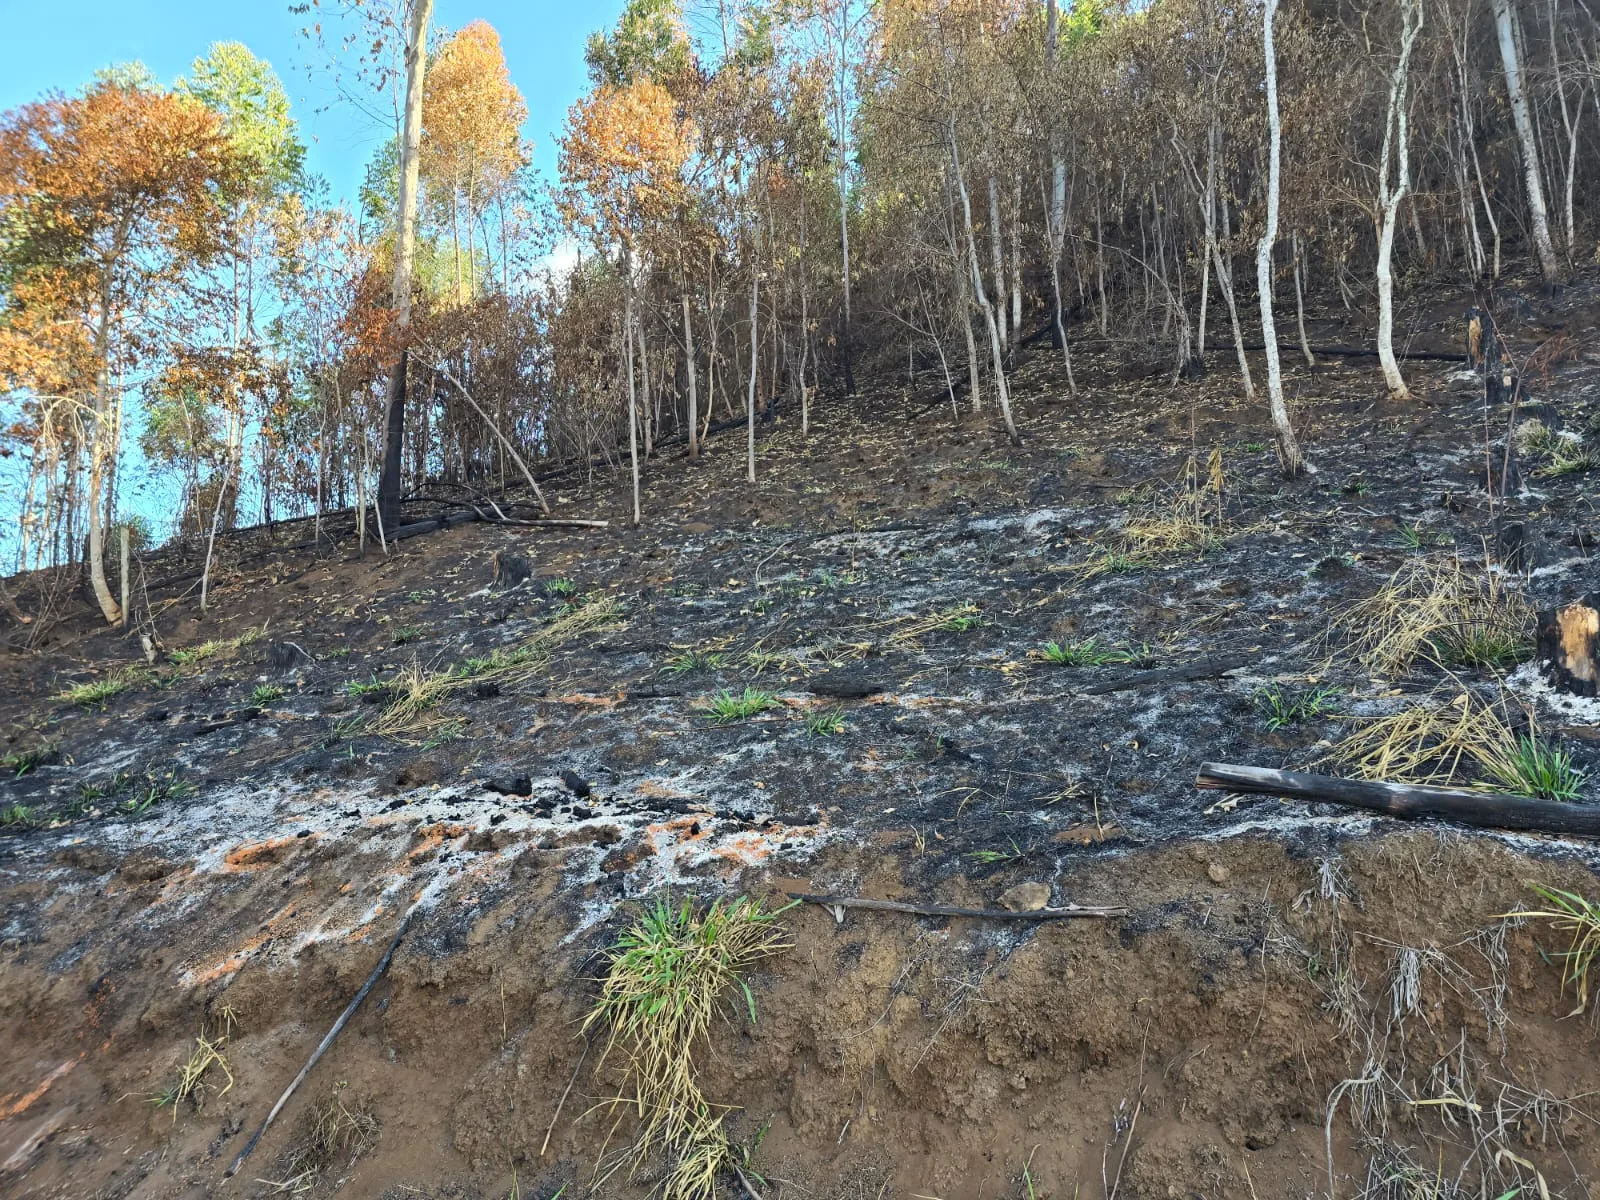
[3,271,1600,1200]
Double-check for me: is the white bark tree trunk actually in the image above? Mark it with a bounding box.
[1375,0,1424,399]
[987,175,1008,349]
[952,125,1019,444]
[1257,0,1304,475]
[1492,0,1560,282]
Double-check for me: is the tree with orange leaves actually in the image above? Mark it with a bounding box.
[560,77,692,524]
[0,80,240,623]
[422,20,528,304]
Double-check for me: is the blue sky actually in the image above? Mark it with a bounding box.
[0,0,628,207]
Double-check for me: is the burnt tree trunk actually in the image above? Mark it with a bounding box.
[1538,597,1599,696]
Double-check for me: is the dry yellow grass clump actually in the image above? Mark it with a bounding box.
[584,896,792,1200]
[1326,690,1587,801]
[367,595,623,738]
[1329,555,1532,677]
[1121,449,1227,555]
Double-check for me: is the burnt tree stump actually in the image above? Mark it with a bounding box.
[1537,597,1600,697]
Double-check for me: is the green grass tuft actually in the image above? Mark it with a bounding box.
[805,708,846,736]
[1255,685,1339,731]
[1,803,35,830]
[57,668,145,709]
[701,687,779,723]
[663,649,728,676]
[583,896,792,1199]
[250,683,285,706]
[1037,637,1143,667]
[1503,884,1600,1017]
[3,744,57,777]
[1482,735,1587,802]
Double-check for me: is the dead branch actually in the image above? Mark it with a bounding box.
[1195,762,1600,837]
[786,892,1127,920]
[224,908,414,1180]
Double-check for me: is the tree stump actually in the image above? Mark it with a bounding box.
[1537,597,1600,696]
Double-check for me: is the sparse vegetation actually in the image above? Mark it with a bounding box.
[1,803,35,830]
[57,668,145,709]
[805,708,846,736]
[701,687,779,723]
[1121,451,1227,554]
[366,596,624,738]
[250,683,285,705]
[547,578,578,598]
[149,1010,236,1120]
[169,628,262,669]
[879,603,982,651]
[1397,521,1450,551]
[3,743,57,777]
[1330,556,1533,676]
[1037,637,1142,667]
[663,648,728,675]
[1257,685,1339,731]
[390,625,425,645]
[1504,885,1600,1017]
[268,1084,380,1192]
[583,897,792,1199]
[968,839,1025,865]
[1328,692,1584,801]
[743,648,782,676]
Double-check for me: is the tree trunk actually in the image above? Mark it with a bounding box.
[376,0,434,532]
[1375,0,1423,399]
[87,271,122,626]
[1257,0,1305,475]
[624,286,642,525]
[1492,0,1561,283]
[951,123,1019,445]
[987,175,1008,349]
[746,241,760,485]
[1292,232,1315,367]
[684,293,699,460]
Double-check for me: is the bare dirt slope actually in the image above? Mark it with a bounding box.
[3,274,1600,1200]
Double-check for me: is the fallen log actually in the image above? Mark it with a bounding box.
[786,892,1127,920]
[1076,653,1250,696]
[1195,762,1600,837]
[387,508,611,543]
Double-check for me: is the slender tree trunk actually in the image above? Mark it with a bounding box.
[746,242,760,484]
[87,269,121,626]
[377,0,434,531]
[1292,232,1315,367]
[1258,0,1305,475]
[1376,0,1423,399]
[1009,173,1022,343]
[1213,195,1255,402]
[951,124,1018,444]
[1492,0,1560,282]
[684,293,699,460]
[987,175,1008,349]
[834,38,856,396]
[624,285,641,525]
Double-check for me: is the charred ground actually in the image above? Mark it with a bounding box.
[3,272,1600,1200]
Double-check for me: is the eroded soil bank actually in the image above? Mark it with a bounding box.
[4,274,1600,1198]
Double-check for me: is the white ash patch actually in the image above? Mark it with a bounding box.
[1506,661,1600,724]
[12,766,839,988]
